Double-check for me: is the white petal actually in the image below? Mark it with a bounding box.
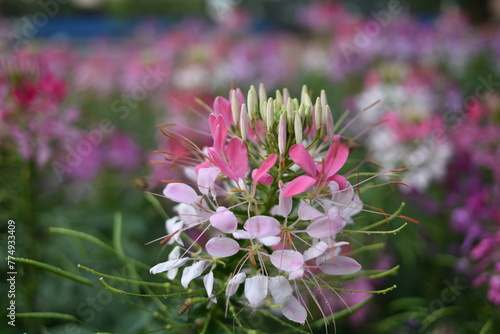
[210,207,238,233]
[298,201,323,221]
[342,194,363,220]
[244,216,281,238]
[278,181,292,217]
[282,296,307,324]
[206,237,240,258]
[203,271,216,303]
[150,257,189,275]
[232,230,251,239]
[288,268,304,280]
[181,261,206,288]
[167,246,181,280]
[244,275,268,307]
[226,273,246,297]
[174,203,199,226]
[269,276,293,304]
[320,256,362,275]
[331,181,354,207]
[303,241,329,261]
[165,217,183,246]
[163,183,198,204]
[258,235,281,246]
[197,167,220,199]
[306,214,345,238]
[270,250,304,272]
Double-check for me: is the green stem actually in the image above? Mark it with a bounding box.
[200,303,217,334]
[343,222,408,234]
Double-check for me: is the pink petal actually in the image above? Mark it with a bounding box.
[283,175,317,197]
[234,88,245,105]
[245,275,268,307]
[150,257,190,274]
[226,273,246,297]
[282,296,307,324]
[306,214,345,238]
[206,237,240,258]
[208,149,238,181]
[289,144,317,175]
[197,167,220,198]
[252,169,274,186]
[323,141,349,178]
[252,154,277,184]
[244,216,281,238]
[213,96,232,125]
[269,276,293,304]
[181,261,206,288]
[320,256,362,275]
[209,114,217,138]
[210,207,238,233]
[270,250,304,272]
[303,241,329,261]
[163,183,198,204]
[329,174,347,189]
[226,138,249,180]
[211,115,227,155]
[297,201,323,221]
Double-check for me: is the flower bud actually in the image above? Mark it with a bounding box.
[314,97,322,130]
[282,87,290,104]
[275,90,283,108]
[259,83,267,105]
[278,113,287,155]
[231,89,240,126]
[286,98,294,119]
[321,90,328,111]
[298,103,305,119]
[247,85,257,120]
[266,97,274,131]
[294,112,303,144]
[300,85,310,106]
[240,103,249,141]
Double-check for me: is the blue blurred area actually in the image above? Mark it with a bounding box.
[33,16,170,38]
[31,15,279,38]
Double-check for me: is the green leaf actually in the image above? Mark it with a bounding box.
[10,257,92,286]
[50,227,116,253]
[17,312,100,330]
[99,277,204,298]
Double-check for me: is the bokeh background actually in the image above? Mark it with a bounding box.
[1,0,499,333]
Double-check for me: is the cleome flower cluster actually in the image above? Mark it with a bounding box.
[149,84,378,325]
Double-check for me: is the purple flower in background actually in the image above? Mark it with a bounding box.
[104,132,143,173]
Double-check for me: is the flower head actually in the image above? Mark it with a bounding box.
[149,84,407,327]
